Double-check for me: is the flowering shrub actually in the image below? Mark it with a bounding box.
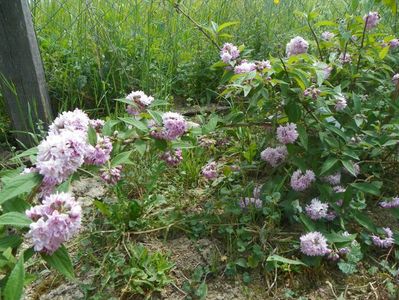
[0,88,197,297]
[2,5,399,298]
[205,8,399,274]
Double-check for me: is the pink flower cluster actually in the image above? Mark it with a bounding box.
[160,149,183,166]
[290,169,315,191]
[371,227,394,248]
[364,11,380,30]
[286,36,309,57]
[234,61,256,74]
[85,136,112,165]
[36,130,87,187]
[389,39,399,49]
[334,94,347,111]
[220,43,240,63]
[277,123,299,144]
[300,231,330,256]
[26,192,81,254]
[339,53,352,64]
[305,198,328,220]
[100,165,122,185]
[35,109,110,196]
[321,31,334,41]
[151,112,187,141]
[380,197,399,208]
[322,171,341,186]
[202,162,218,180]
[49,108,90,135]
[260,145,288,167]
[303,86,320,100]
[239,197,262,209]
[305,198,336,221]
[126,90,154,115]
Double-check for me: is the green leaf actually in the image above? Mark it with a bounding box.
[320,157,339,175]
[267,255,308,266]
[341,160,357,177]
[350,182,381,196]
[299,214,316,231]
[0,173,42,205]
[202,115,218,134]
[297,125,308,150]
[119,117,149,133]
[147,110,163,125]
[351,211,377,232]
[285,101,302,122]
[379,46,390,60]
[195,282,208,300]
[134,140,147,156]
[87,125,97,146]
[0,212,31,228]
[111,150,133,166]
[325,232,357,243]
[10,147,38,161]
[217,21,239,32]
[0,235,23,251]
[338,261,357,274]
[4,255,24,300]
[41,245,74,279]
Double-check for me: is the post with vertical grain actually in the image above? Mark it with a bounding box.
[0,0,53,146]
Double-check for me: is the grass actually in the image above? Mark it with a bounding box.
[24,0,395,117]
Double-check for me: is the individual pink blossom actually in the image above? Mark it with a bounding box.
[234,61,256,74]
[380,197,399,208]
[125,90,154,115]
[286,36,309,57]
[323,171,341,186]
[305,198,328,220]
[371,227,394,248]
[364,11,380,30]
[339,53,352,64]
[300,232,330,256]
[303,86,320,100]
[162,112,187,140]
[202,162,218,180]
[335,94,347,111]
[220,43,240,63]
[239,197,262,209]
[49,108,90,135]
[276,123,299,144]
[89,119,105,132]
[256,60,271,71]
[36,130,88,186]
[100,165,122,185]
[321,31,335,41]
[253,185,262,198]
[160,149,183,167]
[260,145,288,167]
[85,136,112,165]
[389,39,399,48]
[26,192,81,254]
[290,169,315,191]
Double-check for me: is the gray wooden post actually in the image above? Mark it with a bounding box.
[0,0,53,146]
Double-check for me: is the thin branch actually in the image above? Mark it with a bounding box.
[307,19,323,60]
[356,16,368,73]
[173,3,220,50]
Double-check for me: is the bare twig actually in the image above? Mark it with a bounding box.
[173,3,220,50]
[307,18,323,60]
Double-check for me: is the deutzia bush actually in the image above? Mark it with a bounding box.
[0,90,197,297]
[205,9,399,272]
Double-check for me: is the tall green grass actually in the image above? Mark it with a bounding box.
[16,0,399,117]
